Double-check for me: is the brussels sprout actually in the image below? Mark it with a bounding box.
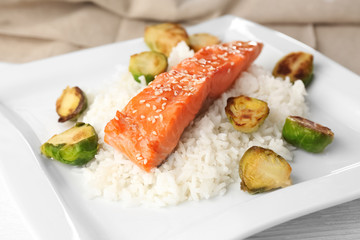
[282,116,334,153]
[272,51,314,86]
[40,122,98,165]
[144,23,189,57]
[239,146,292,194]
[56,86,87,122]
[189,33,220,52]
[129,51,168,84]
[225,95,269,133]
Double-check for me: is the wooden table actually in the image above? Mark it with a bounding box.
[251,198,360,239]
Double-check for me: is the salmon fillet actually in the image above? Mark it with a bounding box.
[105,41,263,172]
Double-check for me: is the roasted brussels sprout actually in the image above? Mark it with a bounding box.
[282,116,334,153]
[239,146,292,194]
[272,51,314,87]
[40,122,98,165]
[189,33,220,52]
[144,23,189,57]
[225,95,269,133]
[56,86,87,122]
[129,51,168,84]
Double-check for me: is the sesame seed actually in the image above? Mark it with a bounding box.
[159,114,163,122]
[156,109,162,113]
[227,69,231,73]
[143,159,148,164]
[199,58,206,65]
[136,153,141,157]
[139,99,145,103]
[114,116,119,120]
[230,62,235,66]
[152,131,157,135]
[137,156,143,160]
[146,103,150,107]
[152,105,157,110]
[140,115,145,119]
[162,97,167,101]
[152,119,156,123]
[132,110,137,113]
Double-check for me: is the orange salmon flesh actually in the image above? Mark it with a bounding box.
[104,41,263,172]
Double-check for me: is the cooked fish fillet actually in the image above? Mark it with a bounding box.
[104,41,263,172]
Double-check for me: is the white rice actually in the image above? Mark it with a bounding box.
[82,46,308,207]
[167,41,194,70]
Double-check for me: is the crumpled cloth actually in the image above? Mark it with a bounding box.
[0,0,359,74]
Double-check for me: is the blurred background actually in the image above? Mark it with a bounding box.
[0,0,359,74]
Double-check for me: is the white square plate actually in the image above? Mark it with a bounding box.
[1,15,360,240]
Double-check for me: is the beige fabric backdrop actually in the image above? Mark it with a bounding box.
[0,0,359,74]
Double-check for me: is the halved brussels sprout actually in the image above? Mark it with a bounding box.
[40,122,98,165]
[282,116,334,153]
[239,146,292,194]
[56,86,87,122]
[225,95,269,133]
[129,51,168,84]
[189,33,220,52]
[144,23,189,57]
[272,51,314,87]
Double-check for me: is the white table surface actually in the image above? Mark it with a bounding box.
[1,62,359,240]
